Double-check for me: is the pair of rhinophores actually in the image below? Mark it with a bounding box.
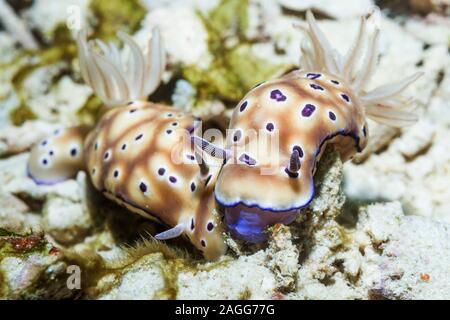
[28,10,422,259]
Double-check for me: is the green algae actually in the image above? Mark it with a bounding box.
[239,287,252,300]
[76,94,103,126]
[9,104,37,126]
[89,0,146,40]
[8,24,77,125]
[181,0,290,107]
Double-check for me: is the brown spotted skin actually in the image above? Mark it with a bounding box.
[215,70,368,211]
[84,101,226,260]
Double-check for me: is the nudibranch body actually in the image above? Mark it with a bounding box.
[196,10,422,243]
[28,28,226,260]
[84,101,225,259]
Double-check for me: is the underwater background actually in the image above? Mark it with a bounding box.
[0,0,449,299]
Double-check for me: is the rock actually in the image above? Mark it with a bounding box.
[267,225,299,292]
[394,120,435,159]
[0,120,61,157]
[357,202,450,299]
[24,69,92,125]
[177,253,277,299]
[0,194,42,234]
[24,0,90,41]
[405,16,450,45]
[96,253,166,300]
[0,234,75,299]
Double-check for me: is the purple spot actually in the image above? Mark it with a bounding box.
[310,83,324,91]
[41,140,48,146]
[233,130,242,142]
[135,134,143,141]
[92,168,96,175]
[306,73,321,80]
[190,218,195,230]
[167,113,173,117]
[331,80,339,85]
[293,145,304,158]
[53,129,60,135]
[169,176,177,183]
[239,101,248,112]
[42,159,48,166]
[329,111,336,121]
[113,170,119,178]
[200,240,206,247]
[166,129,172,134]
[158,168,165,176]
[70,148,77,157]
[285,167,299,178]
[49,151,54,156]
[266,123,275,132]
[239,154,256,166]
[172,122,178,126]
[127,101,133,105]
[94,142,98,150]
[186,154,195,161]
[301,104,316,117]
[104,152,110,160]
[129,109,137,113]
[270,89,287,102]
[121,143,127,150]
[363,126,367,137]
[190,182,196,192]
[207,222,214,231]
[139,182,147,193]
[341,93,350,103]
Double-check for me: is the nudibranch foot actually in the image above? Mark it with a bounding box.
[223,204,298,243]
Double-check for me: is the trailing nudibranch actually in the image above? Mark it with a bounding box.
[27,28,226,260]
[194,10,423,243]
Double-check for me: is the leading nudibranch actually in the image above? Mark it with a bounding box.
[193,10,423,243]
[27,28,226,260]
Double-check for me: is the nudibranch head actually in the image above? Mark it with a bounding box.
[199,9,422,242]
[28,126,89,185]
[77,29,226,259]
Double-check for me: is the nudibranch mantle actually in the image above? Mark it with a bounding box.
[197,10,422,243]
[215,70,367,212]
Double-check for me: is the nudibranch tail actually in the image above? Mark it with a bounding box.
[77,27,165,107]
[27,126,90,185]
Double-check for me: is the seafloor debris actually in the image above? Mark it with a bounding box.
[0,0,449,300]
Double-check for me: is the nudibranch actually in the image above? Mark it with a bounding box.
[27,28,226,260]
[193,10,422,243]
